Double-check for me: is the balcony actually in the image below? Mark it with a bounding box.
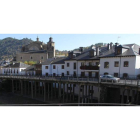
[80,65,99,70]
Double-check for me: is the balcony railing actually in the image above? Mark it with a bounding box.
[80,65,99,70]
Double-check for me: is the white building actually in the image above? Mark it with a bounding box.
[2,62,30,75]
[99,43,140,78]
[42,57,67,76]
[41,45,108,102]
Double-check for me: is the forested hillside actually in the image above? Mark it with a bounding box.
[0,37,94,61]
[0,37,33,60]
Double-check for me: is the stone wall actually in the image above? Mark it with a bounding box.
[16,52,48,63]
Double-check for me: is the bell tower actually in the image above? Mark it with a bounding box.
[47,37,55,58]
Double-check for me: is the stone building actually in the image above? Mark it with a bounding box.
[16,37,55,63]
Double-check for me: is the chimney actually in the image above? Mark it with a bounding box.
[107,43,110,50]
[110,42,113,49]
[115,42,119,47]
[79,47,84,52]
[115,42,119,55]
[89,49,95,57]
[96,46,99,56]
[68,51,73,59]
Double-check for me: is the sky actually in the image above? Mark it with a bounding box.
[0,34,140,51]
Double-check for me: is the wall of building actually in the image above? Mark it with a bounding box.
[42,65,52,76]
[100,56,136,76]
[135,56,140,76]
[77,60,99,77]
[52,64,65,76]
[65,61,77,76]
[2,68,26,75]
[16,52,48,63]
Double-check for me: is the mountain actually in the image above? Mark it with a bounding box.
[0,37,33,60]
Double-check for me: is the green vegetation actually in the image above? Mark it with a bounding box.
[24,61,37,65]
[0,37,33,61]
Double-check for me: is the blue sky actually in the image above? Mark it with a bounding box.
[0,34,140,51]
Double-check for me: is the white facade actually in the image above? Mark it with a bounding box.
[65,61,77,76]
[42,64,65,76]
[2,67,26,75]
[99,56,140,77]
[42,65,52,76]
[77,60,99,77]
[52,64,65,76]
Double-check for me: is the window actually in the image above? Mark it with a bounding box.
[11,69,12,73]
[114,73,118,77]
[21,57,22,59]
[41,56,43,59]
[104,62,109,68]
[46,73,48,76]
[81,72,85,77]
[74,63,76,69]
[73,71,76,77]
[104,72,108,75]
[89,72,92,77]
[124,61,129,67]
[81,62,85,66]
[67,63,69,67]
[89,62,92,66]
[62,73,64,76]
[17,69,18,74]
[123,73,128,78]
[14,69,15,73]
[53,65,56,69]
[117,48,122,54]
[67,71,69,75]
[31,56,32,59]
[45,66,48,69]
[62,65,64,69]
[96,62,99,66]
[53,73,56,76]
[114,61,119,67]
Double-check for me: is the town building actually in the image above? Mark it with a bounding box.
[99,43,140,78]
[15,37,55,63]
[2,62,30,75]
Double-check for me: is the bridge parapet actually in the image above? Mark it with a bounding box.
[0,75,140,87]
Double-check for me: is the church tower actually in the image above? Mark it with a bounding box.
[47,37,55,58]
